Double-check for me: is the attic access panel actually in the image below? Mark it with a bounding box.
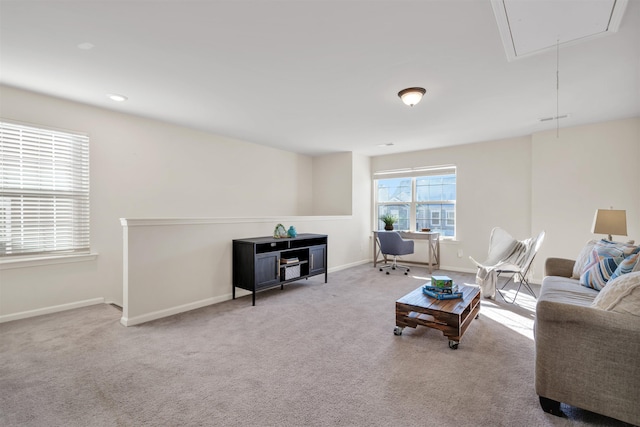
[492,0,628,61]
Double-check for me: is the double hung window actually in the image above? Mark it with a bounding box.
[0,121,90,257]
[374,166,456,238]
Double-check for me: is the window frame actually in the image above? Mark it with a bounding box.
[374,165,456,239]
[0,120,90,258]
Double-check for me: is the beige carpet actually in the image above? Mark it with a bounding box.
[0,264,632,427]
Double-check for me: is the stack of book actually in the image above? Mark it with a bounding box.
[280,257,299,264]
[422,275,463,300]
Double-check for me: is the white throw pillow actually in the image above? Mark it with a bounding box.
[572,240,597,279]
[591,271,640,316]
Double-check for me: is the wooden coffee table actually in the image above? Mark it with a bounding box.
[394,283,481,349]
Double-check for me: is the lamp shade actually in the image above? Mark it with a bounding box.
[398,87,426,107]
[592,209,627,240]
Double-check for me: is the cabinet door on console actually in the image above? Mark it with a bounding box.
[255,252,280,288]
[309,245,326,275]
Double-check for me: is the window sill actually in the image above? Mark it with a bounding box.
[0,253,98,270]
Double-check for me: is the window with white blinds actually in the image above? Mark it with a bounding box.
[0,121,90,257]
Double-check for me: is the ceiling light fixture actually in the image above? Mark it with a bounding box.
[398,87,426,107]
[107,93,128,102]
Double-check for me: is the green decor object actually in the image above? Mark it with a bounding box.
[432,275,453,289]
[273,224,287,238]
[380,214,398,231]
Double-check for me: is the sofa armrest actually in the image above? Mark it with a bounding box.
[544,257,575,278]
[535,301,640,425]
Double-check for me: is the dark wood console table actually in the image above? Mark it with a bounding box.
[232,233,328,305]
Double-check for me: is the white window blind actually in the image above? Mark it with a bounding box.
[0,121,90,257]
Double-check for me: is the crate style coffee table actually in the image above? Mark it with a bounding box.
[394,283,481,349]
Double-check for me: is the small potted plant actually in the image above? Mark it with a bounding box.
[380,214,398,231]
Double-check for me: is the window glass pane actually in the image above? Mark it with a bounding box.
[377,204,410,230]
[376,178,411,203]
[417,174,456,202]
[416,203,455,237]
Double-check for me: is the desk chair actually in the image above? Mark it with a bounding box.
[377,231,415,275]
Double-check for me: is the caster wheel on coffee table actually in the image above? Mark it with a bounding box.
[393,326,403,336]
[448,340,459,350]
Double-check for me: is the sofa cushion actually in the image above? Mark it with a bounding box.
[592,271,640,316]
[579,241,640,290]
[539,276,598,307]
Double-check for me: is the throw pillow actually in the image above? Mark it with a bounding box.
[572,239,598,279]
[579,241,640,290]
[592,271,640,316]
[580,251,623,290]
[609,252,640,282]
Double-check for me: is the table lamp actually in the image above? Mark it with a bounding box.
[592,208,627,241]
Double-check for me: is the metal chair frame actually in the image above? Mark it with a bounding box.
[496,231,545,304]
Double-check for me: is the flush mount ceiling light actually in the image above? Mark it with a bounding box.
[398,87,426,107]
[107,93,128,102]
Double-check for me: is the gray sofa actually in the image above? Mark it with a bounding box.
[534,257,640,425]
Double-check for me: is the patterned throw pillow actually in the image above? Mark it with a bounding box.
[580,241,640,291]
[572,239,598,279]
[609,252,640,282]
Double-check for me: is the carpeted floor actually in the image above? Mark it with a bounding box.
[0,264,633,427]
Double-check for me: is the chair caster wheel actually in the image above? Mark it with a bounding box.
[448,340,459,350]
[386,271,390,275]
[392,267,396,270]
[404,272,408,275]
[394,326,403,336]
[379,268,383,271]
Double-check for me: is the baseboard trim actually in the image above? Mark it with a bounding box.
[0,297,105,324]
[328,259,370,273]
[120,261,372,327]
[120,295,230,327]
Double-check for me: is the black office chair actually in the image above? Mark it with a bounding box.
[377,231,415,275]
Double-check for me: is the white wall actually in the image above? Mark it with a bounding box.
[0,85,372,322]
[312,152,353,215]
[532,118,640,268]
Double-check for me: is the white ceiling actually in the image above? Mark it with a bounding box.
[1,1,638,157]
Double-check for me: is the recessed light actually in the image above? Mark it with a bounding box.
[107,93,128,102]
[77,42,95,50]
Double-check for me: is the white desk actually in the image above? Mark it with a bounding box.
[373,230,440,274]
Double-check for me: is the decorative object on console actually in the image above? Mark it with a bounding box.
[273,223,287,238]
[592,207,627,241]
[287,225,297,238]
